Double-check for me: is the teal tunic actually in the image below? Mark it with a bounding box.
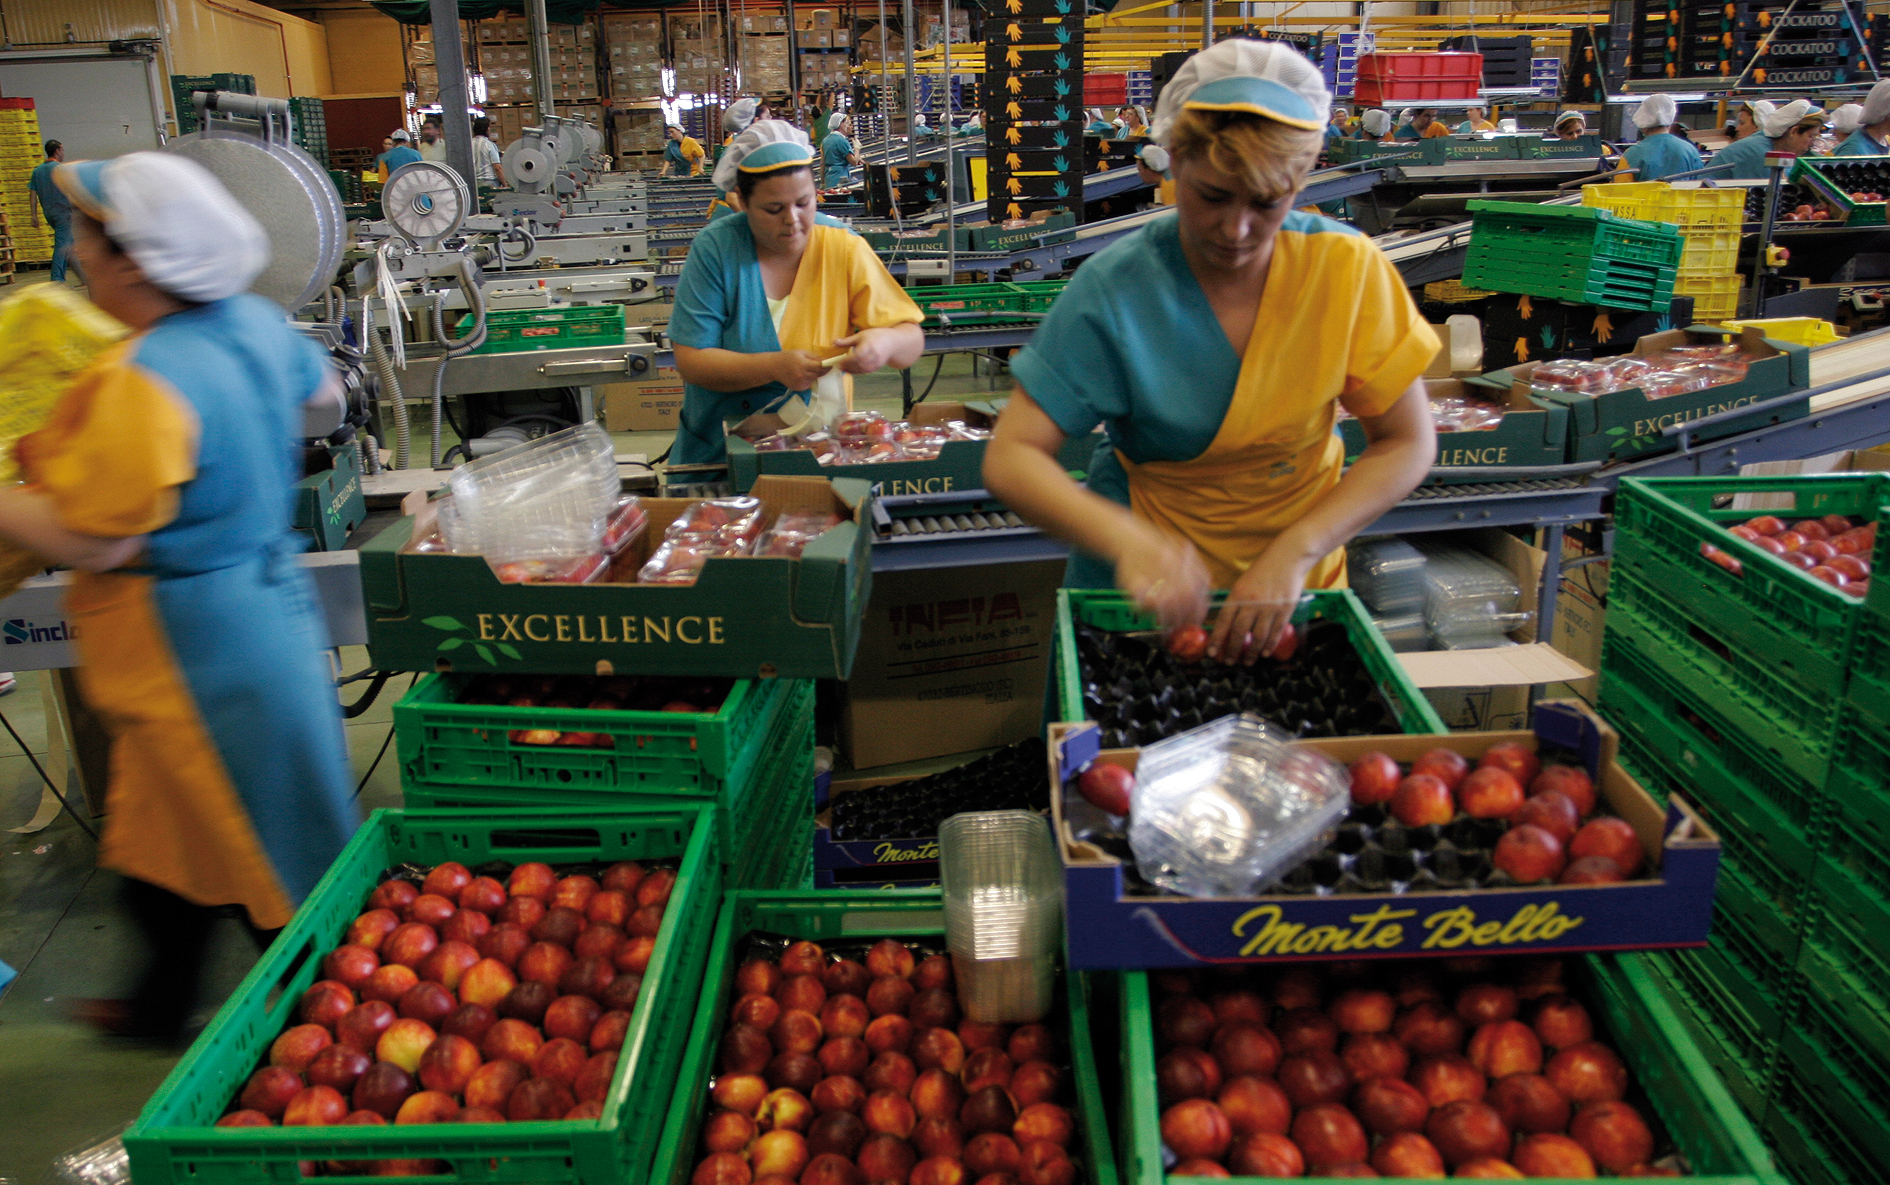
[1706,133,1777,180]
[377,145,422,174]
[1325,124,1346,149]
[820,132,854,187]
[667,211,854,465]
[1836,128,1890,156]
[1621,131,1704,182]
[1393,124,1420,141]
[1088,121,1117,136]
[707,195,739,222]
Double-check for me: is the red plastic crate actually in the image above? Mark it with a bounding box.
[1353,51,1483,103]
[0,98,36,110]
[1084,73,1128,103]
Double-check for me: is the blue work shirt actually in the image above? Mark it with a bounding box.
[1706,133,1777,180]
[1836,127,1890,156]
[378,145,422,174]
[1621,131,1704,183]
[820,132,854,188]
[28,160,68,222]
[1393,124,1419,141]
[1087,121,1117,136]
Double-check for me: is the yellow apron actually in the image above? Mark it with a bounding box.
[776,224,924,407]
[1116,311,1351,593]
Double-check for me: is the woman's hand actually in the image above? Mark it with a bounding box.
[833,328,896,374]
[1115,522,1211,634]
[774,349,830,391]
[1210,545,1313,665]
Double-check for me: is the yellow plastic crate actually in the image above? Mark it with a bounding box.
[1676,273,1743,322]
[1722,317,1845,347]
[1584,181,1746,231]
[1424,277,1496,302]
[1679,227,1740,275]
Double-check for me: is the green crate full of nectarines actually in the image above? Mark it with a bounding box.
[124,805,723,1185]
[1116,952,1789,1183]
[648,891,1120,1185]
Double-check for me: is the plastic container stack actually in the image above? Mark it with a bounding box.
[1583,182,1746,321]
[0,99,48,266]
[1414,540,1533,649]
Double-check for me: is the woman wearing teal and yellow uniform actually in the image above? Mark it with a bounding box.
[1835,82,1890,156]
[983,41,1438,662]
[821,114,862,188]
[706,98,761,223]
[669,122,926,466]
[1707,99,1825,179]
[663,125,706,177]
[1618,95,1702,183]
[1115,106,1150,139]
[0,153,355,1041]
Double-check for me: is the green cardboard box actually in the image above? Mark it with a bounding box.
[359,476,874,680]
[1340,377,1570,483]
[1517,325,1810,462]
[1442,135,1521,161]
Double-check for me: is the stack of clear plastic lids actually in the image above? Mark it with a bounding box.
[1126,714,1350,898]
[1348,537,1427,617]
[1415,540,1533,649]
[940,810,1063,1023]
[447,423,619,580]
[748,409,991,465]
[1529,344,1749,402]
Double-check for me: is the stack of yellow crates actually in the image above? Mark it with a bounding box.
[0,100,51,267]
[1582,181,1746,322]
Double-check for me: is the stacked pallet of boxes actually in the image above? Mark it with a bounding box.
[738,29,792,99]
[671,13,727,101]
[477,17,534,106]
[795,7,852,93]
[603,9,666,166]
[0,100,47,267]
[1584,181,1746,321]
[549,21,601,106]
[1597,470,1890,1185]
[983,2,1084,226]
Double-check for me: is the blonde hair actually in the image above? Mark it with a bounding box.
[1168,107,1322,201]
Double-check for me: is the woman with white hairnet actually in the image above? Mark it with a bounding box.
[669,122,924,466]
[8,153,355,1042]
[983,40,1438,663]
[1458,105,1496,134]
[1835,81,1890,155]
[1618,94,1702,183]
[663,124,706,178]
[1087,108,1117,136]
[1357,109,1393,142]
[1708,99,1827,178]
[1115,106,1150,139]
[705,97,763,222]
[820,113,862,188]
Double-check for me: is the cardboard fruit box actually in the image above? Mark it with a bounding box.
[359,476,873,680]
[1339,377,1570,483]
[1514,325,1811,463]
[1047,700,1721,969]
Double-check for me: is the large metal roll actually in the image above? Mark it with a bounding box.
[382,160,472,248]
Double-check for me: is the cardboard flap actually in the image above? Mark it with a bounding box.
[1398,642,1592,689]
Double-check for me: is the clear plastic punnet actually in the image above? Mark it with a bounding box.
[447,423,619,576]
[1414,541,1534,647]
[1127,714,1350,898]
[1347,536,1428,615]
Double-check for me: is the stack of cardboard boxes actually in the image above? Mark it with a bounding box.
[671,14,727,99]
[741,33,792,95]
[604,13,665,100]
[796,8,852,90]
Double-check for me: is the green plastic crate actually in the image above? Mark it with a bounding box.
[647,892,1118,1185]
[1643,946,1782,1120]
[1463,246,1678,311]
[1604,570,1842,787]
[1763,1093,1874,1185]
[124,806,722,1185]
[1844,608,1890,732]
[1013,278,1071,311]
[1790,156,1889,227]
[1818,714,1890,921]
[1464,200,1684,310]
[467,305,627,354]
[909,282,1029,323]
[401,676,813,872]
[1054,587,1448,734]
[1777,1005,1890,1171]
[1614,475,1889,698]
[1115,955,1786,1185]
[1798,863,1890,1091]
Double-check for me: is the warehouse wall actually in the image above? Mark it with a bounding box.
[160,0,333,97]
[319,6,406,96]
[0,0,161,45]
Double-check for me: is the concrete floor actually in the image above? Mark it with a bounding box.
[0,265,1012,1181]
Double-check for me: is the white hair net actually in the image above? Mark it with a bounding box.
[1634,95,1678,130]
[723,97,759,137]
[84,152,268,303]
[1362,109,1393,137]
[1864,80,1890,125]
[1151,39,1331,146]
[1757,98,1815,137]
[710,120,815,193]
[1397,108,1415,126]
[390,128,411,142]
[1833,104,1865,134]
[1139,143,1170,174]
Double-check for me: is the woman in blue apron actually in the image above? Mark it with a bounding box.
[1836,82,1890,155]
[1618,94,1702,183]
[1709,99,1826,179]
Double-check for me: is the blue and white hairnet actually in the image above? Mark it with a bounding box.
[711,120,815,193]
[1151,39,1330,146]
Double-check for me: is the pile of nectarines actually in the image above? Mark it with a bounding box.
[218,857,678,1169]
[1350,743,1646,886]
[1151,956,1676,1178]
[691,938,1081,1185]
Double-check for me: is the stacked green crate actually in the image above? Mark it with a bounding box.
[290,96,328,162]
[1600,473,1890,1184]
[172,74,254,135]
[1461,200,1684,312]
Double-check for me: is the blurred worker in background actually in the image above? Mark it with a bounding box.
[1618,94,1701,182]
[16,153,355,1043]
[470,115,506,188]
[377,129,420,181]
[1325,107,1350,150]
[416,119,446,162]
[1087,108,1117,136]
[1553,110,1589,139]
[1709,99,1826,178]
[1396,109,1448,139]
[984,41,1437,663]
[1458,105,1496,134]
[1727,103,1759,141]
[706,98,761,222]
[663,124,706,177]
[821,114,861,188]
[1836,81,1890,155]
[1358,109,1394,142]
[1116,106,1150,138]
[668,122,923,466]
[28,139,74,284]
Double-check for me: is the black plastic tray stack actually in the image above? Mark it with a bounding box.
[1679,0,1873,84]
[1443,34,1535,87]
[982,0,1084,225]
